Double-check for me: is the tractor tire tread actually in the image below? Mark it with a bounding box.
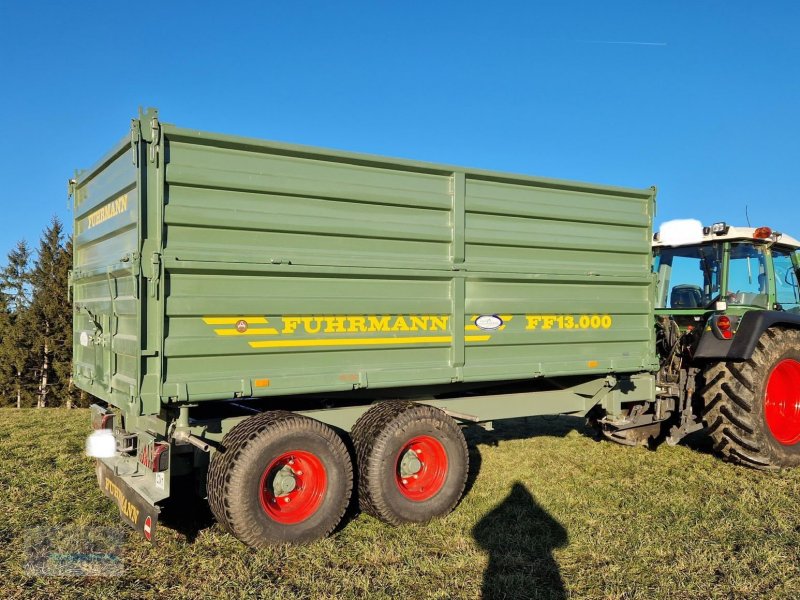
[702,327,800,470]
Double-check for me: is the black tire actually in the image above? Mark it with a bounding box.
[206,411,353,546]
[702,327,800,469]
[351,401,468,525]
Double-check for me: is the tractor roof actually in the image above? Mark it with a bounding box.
[653,224,800,250]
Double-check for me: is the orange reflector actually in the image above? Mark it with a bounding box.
[753,226,772,239]
[254,378,270,388]
[587,360,599,368]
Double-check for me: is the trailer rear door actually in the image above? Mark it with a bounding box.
[72,137,140,406]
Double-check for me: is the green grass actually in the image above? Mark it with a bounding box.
[2,409,800,599]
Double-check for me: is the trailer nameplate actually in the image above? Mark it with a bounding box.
[86,193,129,229]
[202,314,519,349]
[96,462,160,544]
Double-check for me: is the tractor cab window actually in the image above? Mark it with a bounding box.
[772,247,800,313]
[653,244,722,309]
[726,243,769,308]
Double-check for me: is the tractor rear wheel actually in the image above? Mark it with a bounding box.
[702,327,800,469]
[350,401,468,525]
[207,411,353,546]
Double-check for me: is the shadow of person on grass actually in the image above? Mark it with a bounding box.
[473,482,568,600]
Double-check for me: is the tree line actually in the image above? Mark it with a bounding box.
[0,217,85,408]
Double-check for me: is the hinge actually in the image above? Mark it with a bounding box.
[123,252,141,299]
[149,115,161,166]
[149,252,162,298]
[130,119,141,167]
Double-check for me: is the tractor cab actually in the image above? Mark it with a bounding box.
[653,222,800,331]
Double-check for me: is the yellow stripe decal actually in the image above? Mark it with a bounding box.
[249,336,453,349]
[215,328,279,336]
[203,317,268,325]
[248,335,495,348]
[203,315,500,348]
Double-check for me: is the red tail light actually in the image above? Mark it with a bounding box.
[717,316,732,339]
[92,412,115,430]
[139,442,170,472]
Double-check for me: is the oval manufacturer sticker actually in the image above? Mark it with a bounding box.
[475,315,503,331]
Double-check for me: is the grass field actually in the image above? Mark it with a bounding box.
[2,408,799,599]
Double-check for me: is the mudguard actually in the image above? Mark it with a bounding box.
[694,310,800,361]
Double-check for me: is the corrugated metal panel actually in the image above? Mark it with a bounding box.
[163,267,454,398]
[72,140,139,403]
[156,124,656,402]
[163,138,453,268]
[465,177,650,275]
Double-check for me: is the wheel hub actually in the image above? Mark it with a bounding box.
[272,465,298,495]
[259,450,327,524]
[764,358,800,446]
[399,450,422,478]
[394,436,448,502]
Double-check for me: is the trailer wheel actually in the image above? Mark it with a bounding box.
[351,401,468,525]
[702,327,800,469]
[207,411,352,546]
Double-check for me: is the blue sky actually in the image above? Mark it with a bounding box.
[1,1,798,260]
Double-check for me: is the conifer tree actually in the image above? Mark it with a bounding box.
[29,217,71,408]
[0,221,89,409]
[0,308,37,408]
[0,240,35,407]
[54,236,77,407]
[2,240,32,312]
[0,301,10,406]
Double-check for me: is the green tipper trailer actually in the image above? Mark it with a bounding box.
[74,108,658,546]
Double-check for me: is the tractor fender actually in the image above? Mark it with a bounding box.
[694,310,800,361]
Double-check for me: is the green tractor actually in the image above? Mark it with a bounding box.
[595,221,800,469]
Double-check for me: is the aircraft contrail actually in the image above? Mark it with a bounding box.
[580,40,668,46]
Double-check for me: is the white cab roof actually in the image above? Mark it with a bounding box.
[653,225,800,250]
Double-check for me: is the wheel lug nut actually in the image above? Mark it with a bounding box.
[415,449,421,454]
[284,497,291,503]
[296,471,303,476]
[402,479,408,485]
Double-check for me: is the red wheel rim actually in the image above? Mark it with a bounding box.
[394,435,448,501]
[259,450,327,524]
[764,359,800,446]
